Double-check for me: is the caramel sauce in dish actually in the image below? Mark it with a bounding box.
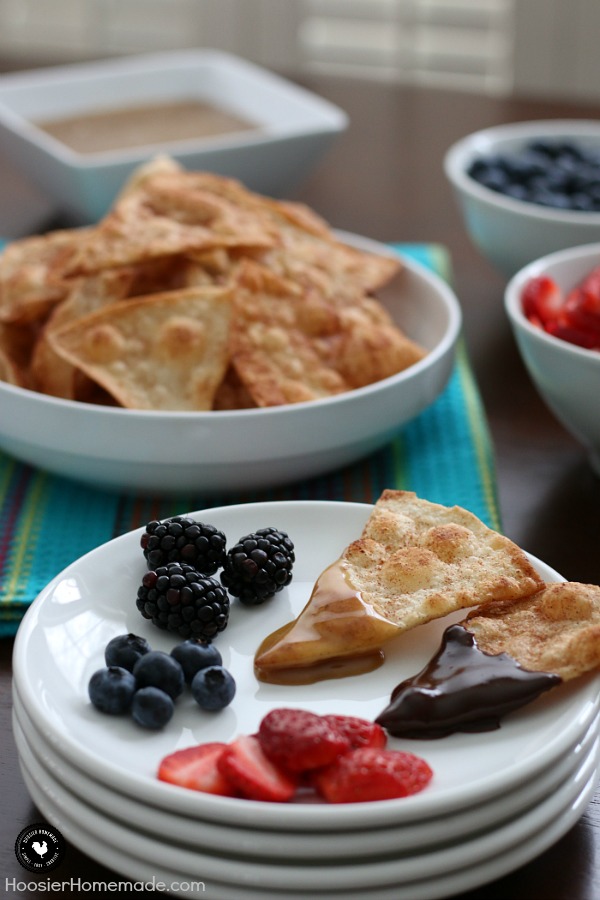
[375,624,561,739]
[35,100,258,154]
[254,559,401,685]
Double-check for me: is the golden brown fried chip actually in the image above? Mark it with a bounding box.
[0,322,39,388]
[315,297,426,389]
[464,582,600,682]
[212,365,257,411]
[341,490,544,628]
[0,228,84,324]
[48,285,232,410]
[31,269,135,399]
[254,491,544,680]
[230,261,349,406]
[62,187,274,278]
[0,157,426,407]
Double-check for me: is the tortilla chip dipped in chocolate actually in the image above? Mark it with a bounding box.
[376,581,600,738]
[254,491,544,685]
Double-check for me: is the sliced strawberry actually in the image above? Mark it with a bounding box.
[521,275,563,326]
[258,708,350,773]
[314,748,433,804]
[157,742,237,796]
[217,734,298,802]
[323,714,387,751]
[563,289,600,345]
[545,317,600,350]
[579,265,600,316]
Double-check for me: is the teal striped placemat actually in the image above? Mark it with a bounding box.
[0,244,500,637]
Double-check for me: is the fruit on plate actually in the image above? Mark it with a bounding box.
[191,665,237,711]
[131,685,175,729]
[521,267,600,350]
[156,708,433,803]
[132,650,185,700]
[88,666,137,715]
[104,632,151,670]
[218,735,299,802]
[157,742,238,796]
[170,637,223,683]
[87,632,236,729]
[258,707,351,772]
[141,517,227,575]
[322,713,387,751]
[220,527,295,606]
[136,562,230,640]
[313,748,433,803]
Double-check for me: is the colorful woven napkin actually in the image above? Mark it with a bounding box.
[0,244,500,637]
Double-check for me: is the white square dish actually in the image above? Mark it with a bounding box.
[0,49,348,223]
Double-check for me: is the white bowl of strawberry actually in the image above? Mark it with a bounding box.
[505,242,600,474]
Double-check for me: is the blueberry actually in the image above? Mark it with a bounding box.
[191,665,236,711]
[88,666,136,715]
[170,639,223,683]
[105,632,151,671]
[132,650,185,700]
[131,686,174,729]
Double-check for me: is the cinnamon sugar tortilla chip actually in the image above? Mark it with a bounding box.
[0,228,84,324]
[48,285,232,410]
[464,582,600,682]
[230,261,349,406]
[119,160,400,295]
[62,188,273,278]
[32,269,135,399]
[212,365,257,411]
[0,322,38,388]
[254,490,545,678]
[343,490,544,631]
[315,297,426,389]
[0,158,426,407]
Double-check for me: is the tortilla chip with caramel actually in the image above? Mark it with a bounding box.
[255,491,544,681]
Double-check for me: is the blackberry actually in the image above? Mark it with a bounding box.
[221,527,295,606]
[140,517,227,575]
[136,562,230,640]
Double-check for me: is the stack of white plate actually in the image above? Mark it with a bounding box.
[12,501,600,900]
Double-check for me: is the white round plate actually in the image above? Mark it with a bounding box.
[12,500,600,831]
[16,722,600,898]
[14,692,598,861]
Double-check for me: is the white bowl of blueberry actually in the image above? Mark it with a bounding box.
[444,120,600,277]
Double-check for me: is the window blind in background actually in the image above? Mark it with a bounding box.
[0,0,597,102]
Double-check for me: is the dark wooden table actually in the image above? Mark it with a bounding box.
[1,69,599,899]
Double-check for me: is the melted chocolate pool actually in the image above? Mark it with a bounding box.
[376,624,561,738]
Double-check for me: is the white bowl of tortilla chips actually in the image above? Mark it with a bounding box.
[0,159,461,494]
